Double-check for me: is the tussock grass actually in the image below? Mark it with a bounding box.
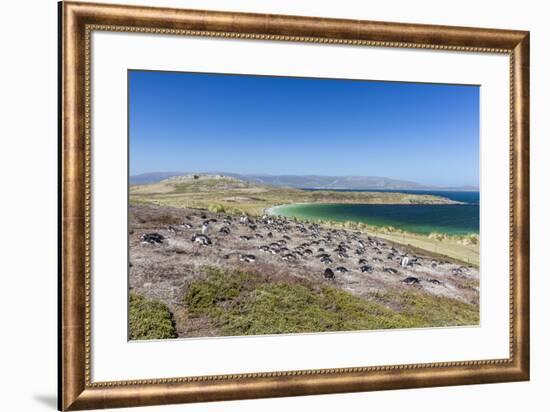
[183,268,479,336]
[129,293,177,340]
[317,219,479,247]
[207,203,226,213]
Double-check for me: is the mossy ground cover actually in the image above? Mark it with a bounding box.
[183,268,479,336]
[129,293,177,340]
[368,289,479,327]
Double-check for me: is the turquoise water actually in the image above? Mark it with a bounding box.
[269,190,479,236]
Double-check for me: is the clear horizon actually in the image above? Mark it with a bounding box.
[129,70,480,187]
[129,171,478,188]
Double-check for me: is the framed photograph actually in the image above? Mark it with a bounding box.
[59,1,530,410]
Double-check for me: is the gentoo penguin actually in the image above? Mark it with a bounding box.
[323,268,335,280]
[191,233,212,246]
[239,254,256,263]
[403,276,420,285]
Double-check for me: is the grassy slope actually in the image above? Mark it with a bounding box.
[374,231,479,266]
[183,268,479,336]
[130,175,459,215]
[130,175,478,265]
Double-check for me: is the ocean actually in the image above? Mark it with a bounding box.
[269,189,479,236]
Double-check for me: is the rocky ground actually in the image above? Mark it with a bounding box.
[129,204,479,336]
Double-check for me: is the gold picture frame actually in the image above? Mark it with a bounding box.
[59,1,530,410]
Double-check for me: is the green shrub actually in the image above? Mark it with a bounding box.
[129,294,177,340]
[395,291,479,326]
[183,268,478,336]
[208,203,226,213]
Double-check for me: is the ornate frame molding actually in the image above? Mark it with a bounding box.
[60,1,530,410]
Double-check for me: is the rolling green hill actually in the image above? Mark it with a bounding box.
[130,174,459,215]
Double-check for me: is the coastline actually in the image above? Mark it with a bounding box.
[266,202,479,266]
[130,176,478,266]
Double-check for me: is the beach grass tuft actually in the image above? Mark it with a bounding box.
[207,203,226,213]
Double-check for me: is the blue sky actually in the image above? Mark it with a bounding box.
[129,70,479,187]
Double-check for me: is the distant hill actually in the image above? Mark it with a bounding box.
[130,174,461,217]
[129,172,186,185]
[130,172,477,191]
[235,174,427,190]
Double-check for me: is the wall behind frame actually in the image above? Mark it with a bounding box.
[0,0,546,411]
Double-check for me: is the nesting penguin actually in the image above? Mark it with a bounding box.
[323,268,335,280]
[140,233,164,245]
[191,233,212,246]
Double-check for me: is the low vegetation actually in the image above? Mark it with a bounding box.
[375,230,479,266]
[207,203,226,213]
[129,293,177,340]
[183,268,479,336]
[369,290,479,327]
